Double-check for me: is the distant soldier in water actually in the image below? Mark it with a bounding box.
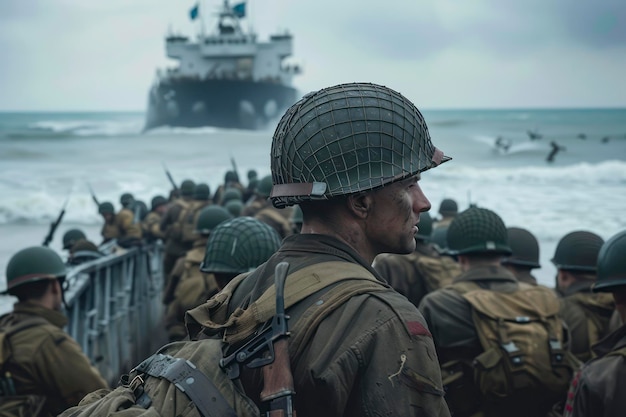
[433,198,458,230]
[553,231,615,362]
[547,141,566,163]
[501,227,541,285]
[495,136,511,153]
[527,129,543,140]
[373,212,461,308]
[160,179,195,278]
[163,205,232,341]
[0,247,108,416]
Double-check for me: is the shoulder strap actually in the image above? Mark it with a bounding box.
[606,345,626,359]
[198,261,387,345]
[0,316,50,367]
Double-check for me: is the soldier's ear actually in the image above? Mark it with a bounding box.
[347,192,371,219]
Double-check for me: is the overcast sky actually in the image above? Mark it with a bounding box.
[1,0,625,111]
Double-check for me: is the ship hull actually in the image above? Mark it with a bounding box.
[144,78,298,131]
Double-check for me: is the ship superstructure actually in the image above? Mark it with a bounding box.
[144,0,301,131]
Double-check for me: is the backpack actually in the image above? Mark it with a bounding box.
[443,281,581,417]
[414,254,460,293]
[60,261,388,417]
[566,292,615,360]
[0,317,49,417]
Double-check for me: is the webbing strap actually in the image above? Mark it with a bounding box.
[135,353,236,417]
[0,317,49,368]
[200,261,386,345]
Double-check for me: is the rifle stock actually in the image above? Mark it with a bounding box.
[87,183,100,207]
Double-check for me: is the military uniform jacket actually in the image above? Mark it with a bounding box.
[160,198,193,257]
[418,265,520,362]
[116,208,143,239]
[191,234,450,417]
[558,280,615,362]
[373,241,461,307]
[254,205,293,239]
[142,211,164,242]
[565,323,626,417]
[0,302,108,416]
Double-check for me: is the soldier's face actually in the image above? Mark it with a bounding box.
[367,175,431,255]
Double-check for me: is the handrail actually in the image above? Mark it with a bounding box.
[63,243,166,385]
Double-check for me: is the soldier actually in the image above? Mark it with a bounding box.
[67,239,104,265]
[199,216,282,292]
[373,212,461,307]
[252,175,293,239]
[98,202,118,244]
[419,207,577,417]
[184,82,452,416]
[0,246,108,416]
[243,168,259,202]
[563,230,626,417]
[212,170,245,205]
[433,198,458,229]
[113,196,143,248]
[553,230,614,362]
[220,187,243,207]
[160,179,195,278]
[142,195,168,243]
[241,174,270,217]
[501,226,541,285]
[163,205,232,342]
[62,228,86,252]
[224,199,243,217]
[119,192,134,209]
[177,183,212,247]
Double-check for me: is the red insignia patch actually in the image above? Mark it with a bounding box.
[406,321,432,337]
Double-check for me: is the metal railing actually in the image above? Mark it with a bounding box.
[63,243,166,385]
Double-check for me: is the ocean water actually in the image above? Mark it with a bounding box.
[1,109,626,289]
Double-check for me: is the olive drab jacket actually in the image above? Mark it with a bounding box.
[373,241,461,307]
[558,280,615,362]
[0,302,108,416]
[100,219,119,243]
[164,239,219,342]
[160,198,192,257]
[254,206,293,240]
[564,324,626,417]
[116,208,143,239]
[187,234,450,417]
[142,211,164,242]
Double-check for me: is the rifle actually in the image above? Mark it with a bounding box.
[230,155,240,182]
[42,195,70,247]
[260,262,296,417]
[87,182,100,207]
[162,162,179,191]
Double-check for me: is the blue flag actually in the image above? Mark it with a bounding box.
[189,3,199,20]
[232,2,246,18]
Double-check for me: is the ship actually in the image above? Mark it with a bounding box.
[143,0,301,132]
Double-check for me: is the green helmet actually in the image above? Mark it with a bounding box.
[447,207,511,256]
[98,201,115,214]
[430,226,449,251]
[551,231,604,272]
[193,183,211,201]
[221,188,243,205]
[501,227,540,268]
[120,193,134,208]
[269,82,450,208]
[4,246,67,292]
[257,175,273,198]
[224,171,239,183]
[62,229,87,250]
[195,206,233,235]
[201,217,281,274]
[593,230,626,292]
[151,195,168,211]
[439,198,458,216]
[247,169,258,180]
[416,212,433,240]
[225,200,243,217]
[180,179,196,196]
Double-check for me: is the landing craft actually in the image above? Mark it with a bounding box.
[144,0,302,132]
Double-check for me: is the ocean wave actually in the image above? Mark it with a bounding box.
[29,118,144,137]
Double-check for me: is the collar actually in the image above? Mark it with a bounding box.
[592,323,626,357]
[453,264,518,284]
[12,301,68,328]
[561,280,595,297]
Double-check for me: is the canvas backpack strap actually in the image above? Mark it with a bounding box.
[0,317,49,368]
[133,353,237,417]
[222,261,387,345]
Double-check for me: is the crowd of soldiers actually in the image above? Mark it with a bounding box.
[0,82,624,417]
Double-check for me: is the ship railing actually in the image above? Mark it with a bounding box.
[63,242,166,385]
